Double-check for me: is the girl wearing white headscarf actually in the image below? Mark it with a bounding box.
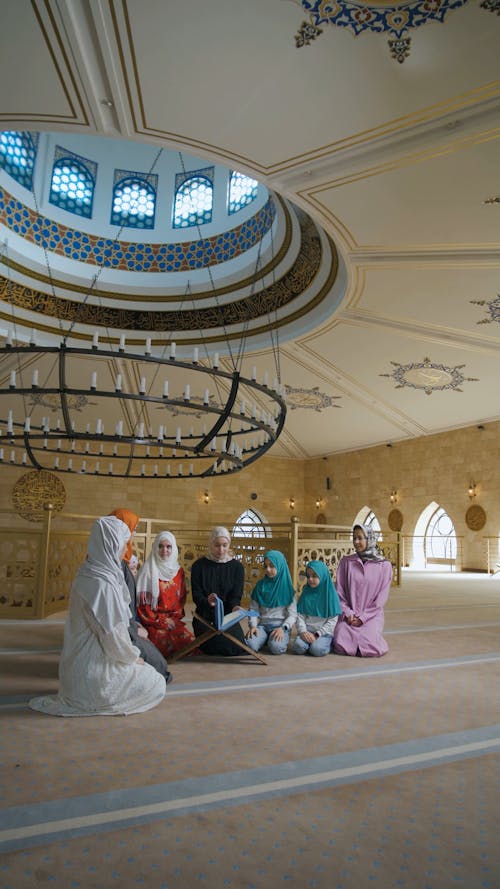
[191,526,246,656]
[136,530,194,658]
[29,516,166,716]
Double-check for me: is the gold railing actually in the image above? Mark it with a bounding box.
[0,510,401,620]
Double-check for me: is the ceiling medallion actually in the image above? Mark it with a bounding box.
[284,385,341,411]
[470,293,500,324]
[380,356,479,395]
[294,0,468,62]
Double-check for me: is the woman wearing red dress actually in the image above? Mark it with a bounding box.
[136,531,194,658]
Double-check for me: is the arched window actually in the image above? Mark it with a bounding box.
[0,131,37,189]
[173,172,213,229]
[425,506,457,570]
[228,171,258,214]
[49,150,95,218]
[232,508,270,538]
[352,507,382,538]
[111,174,156,229]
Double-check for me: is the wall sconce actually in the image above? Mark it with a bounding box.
[315,497,322,509]
[203,490,210,504]
[468,481,477,500]
[390,489,398,504]
[289,496,296,510]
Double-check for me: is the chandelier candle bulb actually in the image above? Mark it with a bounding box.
[204,389,209,404]
[71,440,75,452]
[240,399,246,414]
[92,333,99,349]
[189,463,193,475]
[30,330,36,345]
[108,463,113,474]
[95,462,100,474]
[176,427,181,444]
[145,338,152,355]
[251,366,257,381]
[119,335,125,352]
[6,331,13,347]
[96,419,103,435]
[24,417,30,432]
[141,464,145,476]
[193,347,199,364]
[113,445,118,456]
[163,380,169,398]
[22,452,27,465]
[0,448,3,461]
[32,369,39,387]
[85,442,90,453]
[263,371,269,387]
[116,420,123,437]
[178,465,183,476]
[90,372,97,390]
[140,377,146,394]
[43,438,48,449]
[68,458,73,471]
[184,384,190,401]
[57,439,61,450]
[167,463,171,476]
[154,464,158,476]
[158,425,164,441]
[10,450,15,463]
[9,371,15,388]
[54,456,59,469]
[170,342,176,359]
[210,437,216,451]
[213,352,219,368]
[138,423,144,439]
[115,374,122,391]
[146,446,151,457]
[99,443,104,455]
[81,460,86,472]
[56,419,61,431]
[7,411,13,434]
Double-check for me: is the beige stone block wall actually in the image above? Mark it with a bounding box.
[0,454,305,535]
[303,421,500,572]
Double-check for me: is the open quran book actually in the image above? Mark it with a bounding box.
[214,595,258,631]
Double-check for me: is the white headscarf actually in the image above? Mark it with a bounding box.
[206,526,233,563]
[136,530,180,609]
[73,516,132,633]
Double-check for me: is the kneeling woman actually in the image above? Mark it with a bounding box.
[292,560,341,656]
[29,516,166,716]
[333,523,392,657]
[246,550,296,655]
[191,526,246,656]
[136,531,194,659]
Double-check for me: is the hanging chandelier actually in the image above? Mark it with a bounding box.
[0,335,286,478]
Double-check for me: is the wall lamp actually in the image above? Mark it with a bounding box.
[468,481,477,500]
[315,497,322,509]
[390,489,398,504]
[203,490,210,504]
[289,496,296,510]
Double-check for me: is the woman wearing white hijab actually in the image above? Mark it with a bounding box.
[190,526,246,656]
[29,516,166,716]
[136,530,194,658]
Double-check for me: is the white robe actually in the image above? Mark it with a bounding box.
[30,516,166,716]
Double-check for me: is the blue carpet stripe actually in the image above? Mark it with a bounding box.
[0,725,499,853]
[1,652,499,708]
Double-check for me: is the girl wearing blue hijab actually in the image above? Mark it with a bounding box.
[291,560,341,657]
[246,550,297,655]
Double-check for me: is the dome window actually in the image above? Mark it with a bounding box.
[173,169,213,229]
[228,171,258,214]
[111,172,157,229]
[0,131,38,189]
[49,148,96,218]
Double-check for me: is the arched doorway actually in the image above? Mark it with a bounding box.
[412,502,458,570]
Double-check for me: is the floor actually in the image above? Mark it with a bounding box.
[0,570,499,889]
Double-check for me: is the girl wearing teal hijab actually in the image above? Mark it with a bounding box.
[291,560,341,657]
[246,550,297,655]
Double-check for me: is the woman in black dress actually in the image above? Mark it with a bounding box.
[191,526,246,656]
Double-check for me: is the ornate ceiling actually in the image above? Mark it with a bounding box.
[0,0,499,460]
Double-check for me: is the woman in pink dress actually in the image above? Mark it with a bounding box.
[136,531,194,658]
[332,523,392,657]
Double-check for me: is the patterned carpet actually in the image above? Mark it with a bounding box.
[1,571,499,889]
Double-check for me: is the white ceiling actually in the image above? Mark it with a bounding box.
[1,0,499,461]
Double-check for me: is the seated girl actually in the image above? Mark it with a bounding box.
[245,550,296,655]
[292,560,341,657]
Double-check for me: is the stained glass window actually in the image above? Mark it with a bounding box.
[49,149,95,218]
[232,508,270,538]
[111,174,156,229]
[0,131,37,189]
[173,173,213,229]
[228,171,258,214]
